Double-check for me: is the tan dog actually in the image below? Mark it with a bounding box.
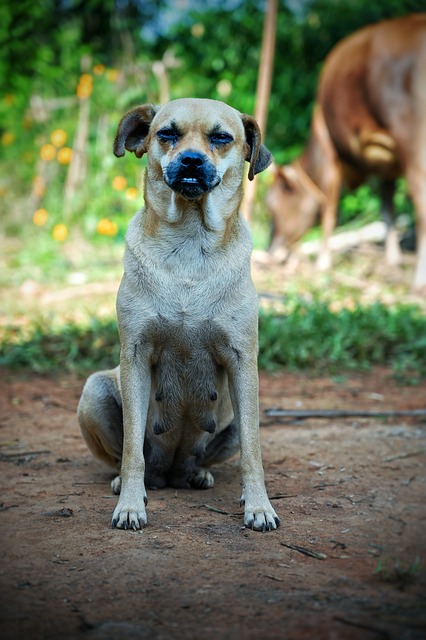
[77,98,280,532]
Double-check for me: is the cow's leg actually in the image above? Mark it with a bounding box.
[380,180,401,266]
[406,166,426,291]
[317,167,341,271]
[408,36,426,291]
[413,202,426,292]
[413,210,426,292]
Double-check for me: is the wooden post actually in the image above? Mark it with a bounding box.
[241,0,277,222]
[64,56,92,218]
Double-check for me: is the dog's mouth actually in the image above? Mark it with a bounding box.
[181,177,200,185]
[164,151,221,200]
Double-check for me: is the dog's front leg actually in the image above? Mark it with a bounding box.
[228,355,280,532]
[111,351,151,530]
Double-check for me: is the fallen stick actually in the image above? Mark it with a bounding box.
[263,574,285,582]
[384,448,426,462]
[264,408,426,420]
[334,616,390,639]
[280,542,327,560]
[299,221,387,256]
[0,449,51,460]
[196,504,240,517]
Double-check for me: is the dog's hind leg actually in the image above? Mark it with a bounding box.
[77,367,123,474]
[198,422,240,467]
[175,422,240,490]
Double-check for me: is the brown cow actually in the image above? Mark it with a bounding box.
[266,14,426,290]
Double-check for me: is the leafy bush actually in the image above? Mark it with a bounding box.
[258,299,426,380]
[0,319,120,374]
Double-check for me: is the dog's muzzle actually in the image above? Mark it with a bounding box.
[164,150,221,200]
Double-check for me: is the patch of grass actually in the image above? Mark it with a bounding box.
[374,556,421,589]
[0,319,120,374]
[258,299,426,379]
[1,298,425,378]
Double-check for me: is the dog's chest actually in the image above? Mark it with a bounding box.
[120,216,256,374]
[165,277,204,319]
[125,246,238,325]
[145,319,233,438]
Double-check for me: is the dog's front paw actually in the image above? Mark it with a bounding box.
[111,496,148,531]
[241,495,280,532]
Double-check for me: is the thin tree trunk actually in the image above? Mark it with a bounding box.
[64,57,91,218]
[241,0,277,223]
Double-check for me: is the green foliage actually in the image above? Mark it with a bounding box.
[0,319,120,374]
[258,299,426,380]
[374,556,421,586]
[0,0,419,253]
[1,0,423,382]
[338,179,414,226]
[1,300,425,378]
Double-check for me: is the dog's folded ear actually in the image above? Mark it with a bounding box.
[114,104,159,158]
[241,114,273,180]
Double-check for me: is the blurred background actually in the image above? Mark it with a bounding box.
[0,0,425,378]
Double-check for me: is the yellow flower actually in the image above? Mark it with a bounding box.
[52,223,68,242]
[51,129,67,147]
[57,147,73,165]
[125,187,138,200]
[106,69,120,82]
[40,143,56,161]
[112,175,127,191]
[97,218,118,237]
[77,84,92,99]
[1,131,15,145]
[191,23,205,38]
[33,208,48,226]
[80,73,93,86]
[93,64,105,75]
[76,74,93,99]
[3,94,14,105]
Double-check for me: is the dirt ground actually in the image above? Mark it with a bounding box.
[1,365,425,640]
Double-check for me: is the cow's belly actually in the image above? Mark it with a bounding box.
[347,129,401,177]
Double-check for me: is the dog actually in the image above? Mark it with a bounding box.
[77,98,280,532]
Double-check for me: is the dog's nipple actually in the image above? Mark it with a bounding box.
[153,420,166,435]
[201,419,216,434]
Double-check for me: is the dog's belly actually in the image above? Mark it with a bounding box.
[142,321,235,483]
[149,323,233,432]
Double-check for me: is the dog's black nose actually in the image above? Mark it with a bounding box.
[180,151,204,168]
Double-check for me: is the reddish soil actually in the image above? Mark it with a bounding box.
[1,367,425,639]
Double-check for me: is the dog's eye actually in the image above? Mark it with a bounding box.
[209,132,234,146]
[157,128,179,144]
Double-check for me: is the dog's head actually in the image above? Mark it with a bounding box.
[113,98,272,201]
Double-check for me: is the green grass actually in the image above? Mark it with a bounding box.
[258,300,426,381]
[374,556,421,587]
[0,318,120,375]
[1,298,425,380]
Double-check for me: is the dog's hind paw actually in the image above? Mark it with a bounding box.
[111,475,121,495]
[191,469,215,489]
